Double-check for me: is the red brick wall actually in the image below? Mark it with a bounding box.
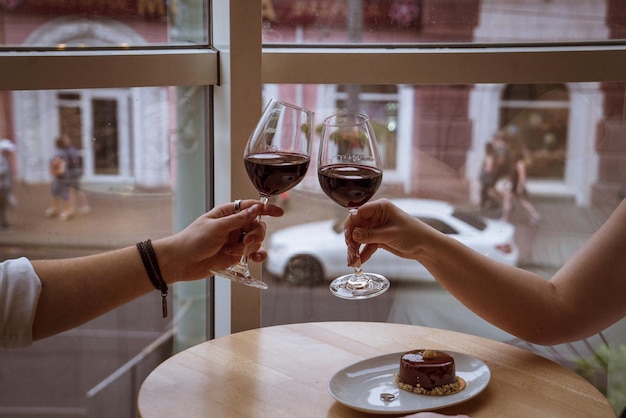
[594,0,626,204]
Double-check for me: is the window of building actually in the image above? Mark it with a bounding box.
[336,84,399,171]
[500,84,570,179]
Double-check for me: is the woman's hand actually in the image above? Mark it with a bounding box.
[157,200,284,283]
[344,198,434,267]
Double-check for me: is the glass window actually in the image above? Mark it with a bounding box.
[260,79,626,412]
[263,0,617,44]
[257,1,626,408]
[259,77,619,298]
[0,83,210,416]
[0,1,211,417]
[2,84,207,417]
[0,1,207,47]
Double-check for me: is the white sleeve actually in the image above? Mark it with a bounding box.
[0,257,42,348]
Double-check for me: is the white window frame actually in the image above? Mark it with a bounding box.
[1,1,625,335]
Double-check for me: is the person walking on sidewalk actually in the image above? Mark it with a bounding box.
[490,130,510,185]
[479,142,500,209]
[500,146,541,224]
[45,136,73,221]
[61,134,90,215]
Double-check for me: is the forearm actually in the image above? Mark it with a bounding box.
[31,245,155,340]
[26,200,275,342]
[417,233,565,344]
[353,199,626,345]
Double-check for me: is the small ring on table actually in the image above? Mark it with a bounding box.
[233,199,242,214]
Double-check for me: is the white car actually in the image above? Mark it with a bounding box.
[265,198,519,285]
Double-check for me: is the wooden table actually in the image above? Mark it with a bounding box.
[138,322,616,417]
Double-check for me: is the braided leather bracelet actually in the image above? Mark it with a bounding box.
[136,239,168,318]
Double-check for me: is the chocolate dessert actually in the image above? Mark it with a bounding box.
[395,349,465,396]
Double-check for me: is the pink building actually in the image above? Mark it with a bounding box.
[2,0,625,204]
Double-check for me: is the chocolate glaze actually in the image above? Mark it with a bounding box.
[397,350,455,389]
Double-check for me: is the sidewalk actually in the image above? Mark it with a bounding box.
[0,183,173,253]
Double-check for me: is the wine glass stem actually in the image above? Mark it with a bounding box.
[258,195,269,220]
[347,208,369,289]
[351,256,364,276]
[240,195,269,263]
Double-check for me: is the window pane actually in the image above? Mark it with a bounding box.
[263,1,622,45]
[261,80,623,349]
[260,81,625,411]
[1,85,207,417]
[0,0,207,47]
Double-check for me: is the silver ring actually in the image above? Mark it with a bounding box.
[233,199,242,213]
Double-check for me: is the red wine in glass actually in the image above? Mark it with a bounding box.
[244,152,310,198]
[317,112,389,299]
[318,164,382,209]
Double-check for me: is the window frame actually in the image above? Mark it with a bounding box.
[0,49,216,90]
[261,45,626,84]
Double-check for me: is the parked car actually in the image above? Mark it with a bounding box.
[265,198,519,286]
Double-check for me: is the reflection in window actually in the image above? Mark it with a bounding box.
[499,84,569,179]
[336,85,398,171]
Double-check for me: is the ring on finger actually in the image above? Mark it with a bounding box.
[233,199,242,213]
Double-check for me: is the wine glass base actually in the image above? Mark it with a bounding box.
[210,267,269,290]
[329,272,390,300]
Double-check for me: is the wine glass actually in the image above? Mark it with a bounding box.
[211,99,314,289]
[317,112,390,299]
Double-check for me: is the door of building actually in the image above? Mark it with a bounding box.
[57,89,132,183]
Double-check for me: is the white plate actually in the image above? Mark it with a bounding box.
[328,351,490,414]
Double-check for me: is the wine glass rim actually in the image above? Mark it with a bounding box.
[323,112,370,126]
[266,98,314,116]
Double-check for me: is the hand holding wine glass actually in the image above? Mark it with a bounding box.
[317,112,389,299]
[212,99,314,289]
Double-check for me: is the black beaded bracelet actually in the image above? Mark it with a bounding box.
[136,239,168,318]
